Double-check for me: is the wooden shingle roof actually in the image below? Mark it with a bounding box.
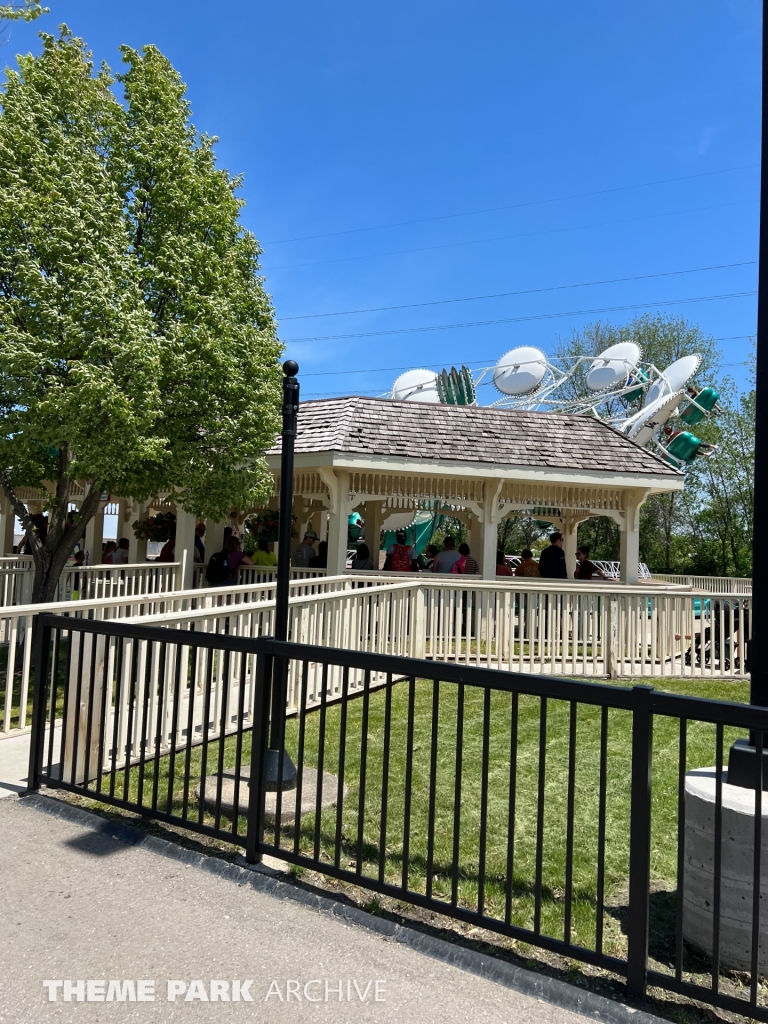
[267,396,680,478]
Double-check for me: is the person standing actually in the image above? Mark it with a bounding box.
[384,529,417,571]
[451,543,479,575]
[432,536,462,573]
[496,550,514,576]
[351,543,375,570]
[293,530,317,567]
[574,545,607,580]
[537,532,567,579]
[111,537,130,565]
[514,548,540,578]
[252,538,277,567]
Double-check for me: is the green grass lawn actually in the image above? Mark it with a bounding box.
[110,672,749,964]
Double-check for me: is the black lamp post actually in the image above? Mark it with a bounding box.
[727,0,768,788]
[264,359,299,791]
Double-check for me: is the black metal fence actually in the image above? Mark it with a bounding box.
[28,613,768,1020]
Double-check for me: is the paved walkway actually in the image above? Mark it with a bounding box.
[0,795,659,1024]
[0,725,60,799]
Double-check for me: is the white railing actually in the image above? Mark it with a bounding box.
[2,572,752,746]
[650,574,752,594]
[50,575,755,777]
[0,572,353,737]
[0,561,181,608]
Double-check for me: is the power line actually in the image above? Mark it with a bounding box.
[264,164,757,245]
[284,291,756,344]
[281,261,756,321]
[265,200,755,272]
[295,336,755,377]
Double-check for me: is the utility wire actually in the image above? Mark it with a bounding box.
[284,291,756,344]
[281,261,756,321]
[266,200,755,272]
[295,336,755,377]
[264,164,757,245]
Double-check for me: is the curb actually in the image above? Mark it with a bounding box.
[16,791,666,1024]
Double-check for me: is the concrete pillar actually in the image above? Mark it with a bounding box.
[0,495,15,555]
[84,504,105,564]
[176,508,197,590]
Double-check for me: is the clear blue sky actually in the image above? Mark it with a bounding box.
[7,2,761,400]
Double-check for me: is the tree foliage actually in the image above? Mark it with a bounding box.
[0,31,282,600]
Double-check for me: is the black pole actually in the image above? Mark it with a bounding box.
[265,359,298,789]
[728,0,768,787]
[751,3,768,710]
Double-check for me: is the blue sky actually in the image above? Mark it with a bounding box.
[7,1,761,400]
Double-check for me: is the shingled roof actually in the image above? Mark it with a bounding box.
[266,396,680,478]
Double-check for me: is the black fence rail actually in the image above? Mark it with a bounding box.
[28,613,768,1020]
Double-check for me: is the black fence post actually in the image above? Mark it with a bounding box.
[626,684,654,999]
[245,646,273,864]
[27,615,52,793]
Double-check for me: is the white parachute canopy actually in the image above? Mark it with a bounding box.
[391,368,440,403]
[493,346,547,396]
[643,354,701,407]
[585,342,642,392]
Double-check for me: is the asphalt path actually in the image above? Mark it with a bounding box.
[0,795,661,1024]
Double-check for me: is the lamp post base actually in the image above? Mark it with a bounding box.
[265,748,297,792]
[726,738,768,790]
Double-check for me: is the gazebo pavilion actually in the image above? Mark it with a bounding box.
[0,395,684,587]
[265,396,684,583]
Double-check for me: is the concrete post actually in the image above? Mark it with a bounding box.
[175,508,197,590]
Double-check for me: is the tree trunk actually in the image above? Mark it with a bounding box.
[2,455,103,604]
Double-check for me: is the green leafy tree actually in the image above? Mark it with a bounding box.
[0,32,281,601]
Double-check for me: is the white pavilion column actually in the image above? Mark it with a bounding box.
[325,470,350,576]
[176,508,197,590]
[128,501,148,563]
[478,481,504,581]
[116,499,131,543]
[84,503,105,564]
[479,517,498,580]
[362,500,384,566]
[561,512,589,581]
[206,519,226,558]
[0,495,15,555]
[619,490,647,585]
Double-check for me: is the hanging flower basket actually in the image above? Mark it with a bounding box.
[132,511,176,543]
[244,510,297,545]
